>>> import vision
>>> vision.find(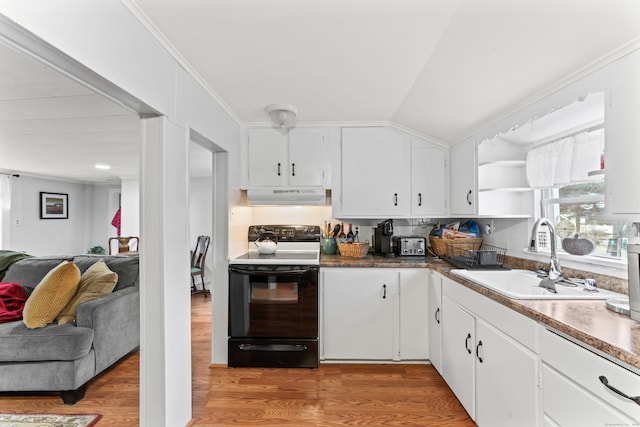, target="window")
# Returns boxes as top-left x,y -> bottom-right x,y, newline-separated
535,128 -> 632,262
